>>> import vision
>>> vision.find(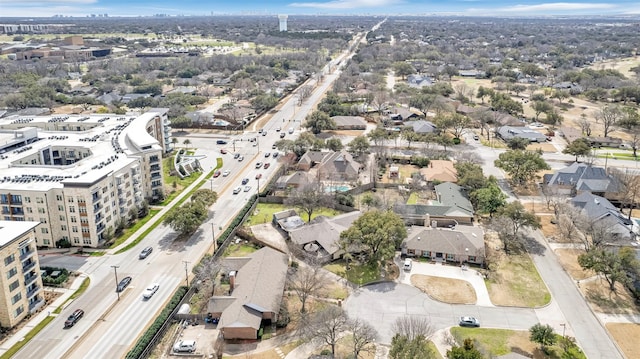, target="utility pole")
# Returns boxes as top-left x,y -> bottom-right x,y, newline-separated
111,265 -> 120,301
183,261 -> 190,287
